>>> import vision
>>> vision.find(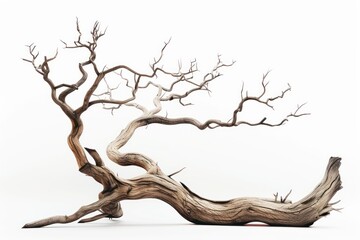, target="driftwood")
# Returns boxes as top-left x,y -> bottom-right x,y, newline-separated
23,154 -> 341,228
22,20 -> 341,228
